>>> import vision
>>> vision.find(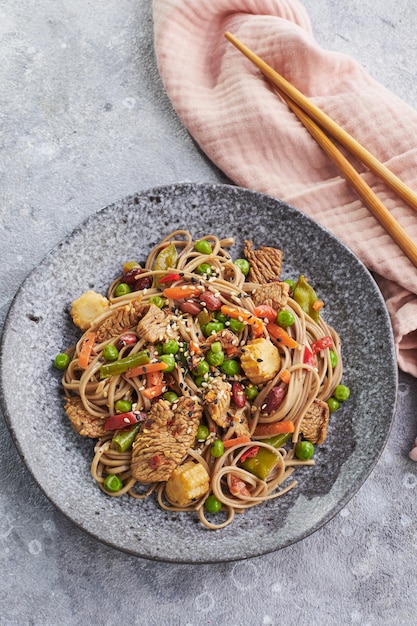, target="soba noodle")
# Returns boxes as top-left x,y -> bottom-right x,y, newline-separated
59,229 -> 345,529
